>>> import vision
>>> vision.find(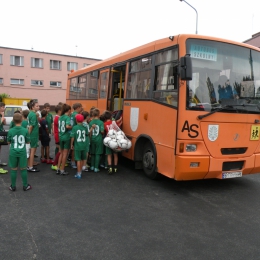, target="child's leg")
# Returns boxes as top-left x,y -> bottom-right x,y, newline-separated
113,153 -> 118,173
20,168 -> 28,187
76,160 -> 81,173
28,148 -> 37,168
46,146 -> 50,160
41,145 -> 44,160
53,152 -> 60,166
91,154 -> 95,170
10,168 -> 17,187
94,154 -> 101,170
60,149 -> 69,171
